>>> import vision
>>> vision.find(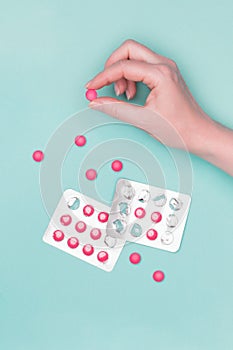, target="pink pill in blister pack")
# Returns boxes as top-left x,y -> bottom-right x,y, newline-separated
43,189 -> 126,272
75,221 -> 87,233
